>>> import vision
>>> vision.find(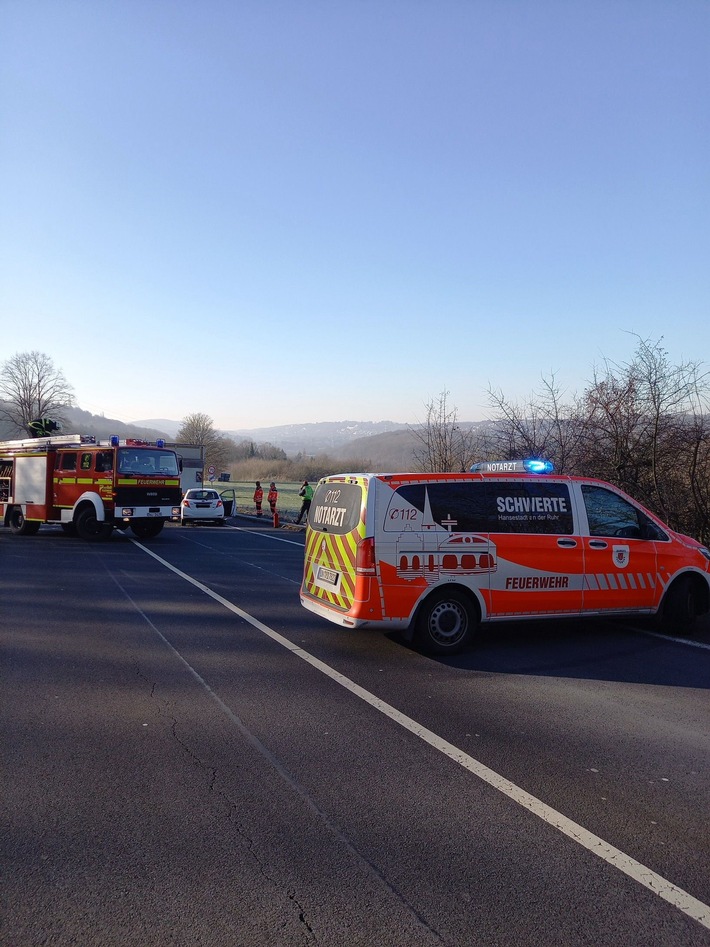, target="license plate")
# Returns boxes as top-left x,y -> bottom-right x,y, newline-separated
196,503 -> 210,508
315,565 -> 341,592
